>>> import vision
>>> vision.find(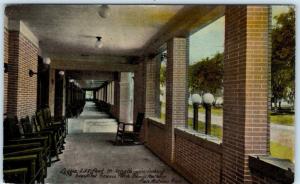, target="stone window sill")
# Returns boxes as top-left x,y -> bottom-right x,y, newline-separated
175,127 -> 222,154
249,155 -> 294,184
147,117 -> 165,129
